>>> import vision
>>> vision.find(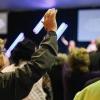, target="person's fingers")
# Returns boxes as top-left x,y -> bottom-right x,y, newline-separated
49,8 -> 55,15
44,8 -> 57,24
49,9 -> 57,19
44,9 -> 57,21
45,9 -> 55,18
44,9 -> 51,19
48,10 -> 52,16
53,9 -> 57,18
